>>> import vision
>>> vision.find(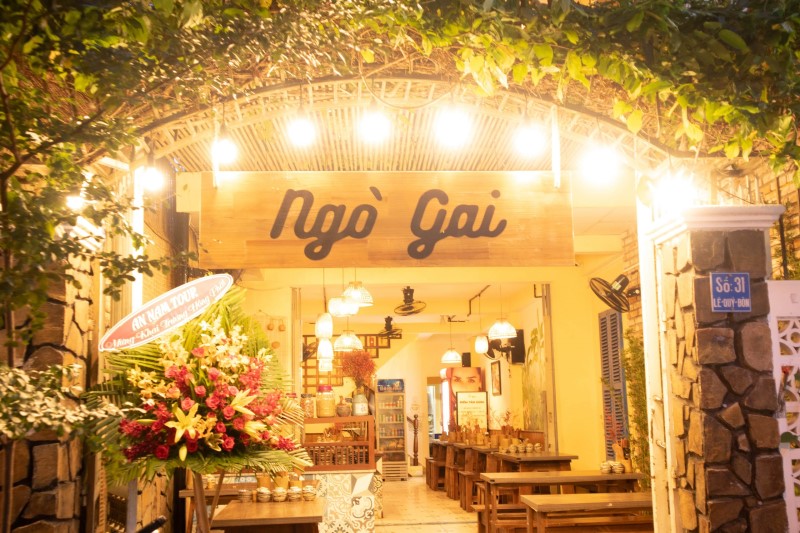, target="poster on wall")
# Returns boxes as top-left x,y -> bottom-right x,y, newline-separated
456,391 -> 488,430
523,287 -> 548,432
